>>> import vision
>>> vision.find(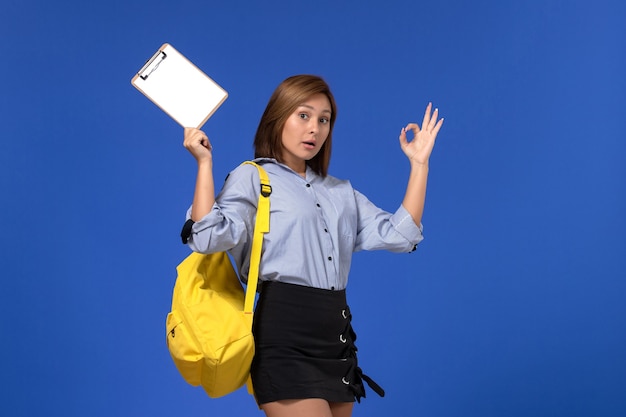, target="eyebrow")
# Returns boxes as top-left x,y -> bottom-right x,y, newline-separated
299,104 -> 332,115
